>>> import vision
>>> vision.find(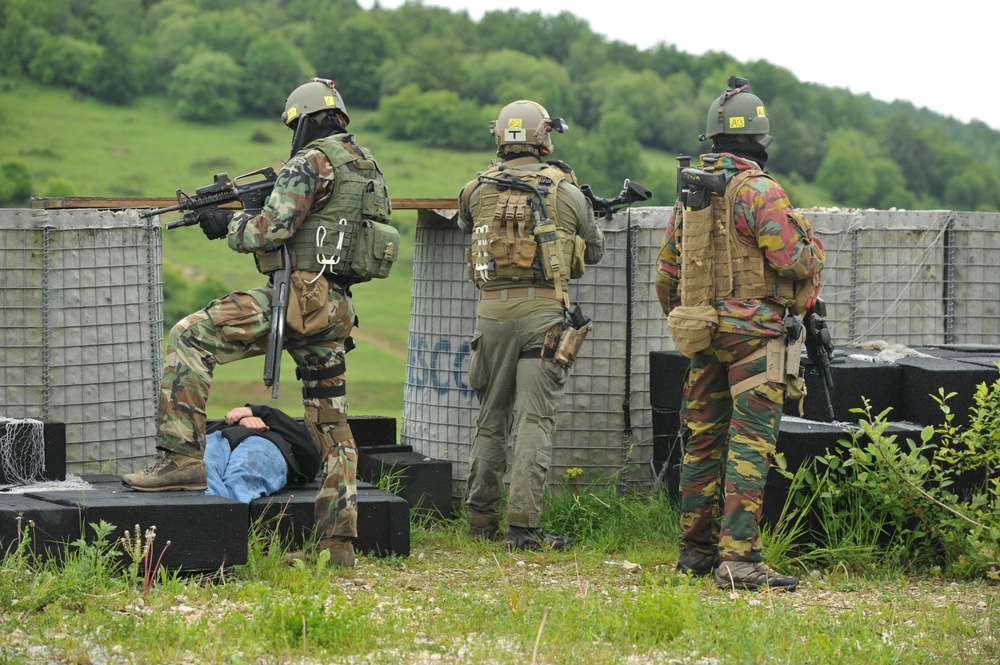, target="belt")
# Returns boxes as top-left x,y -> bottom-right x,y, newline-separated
479,287 -> 559,302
